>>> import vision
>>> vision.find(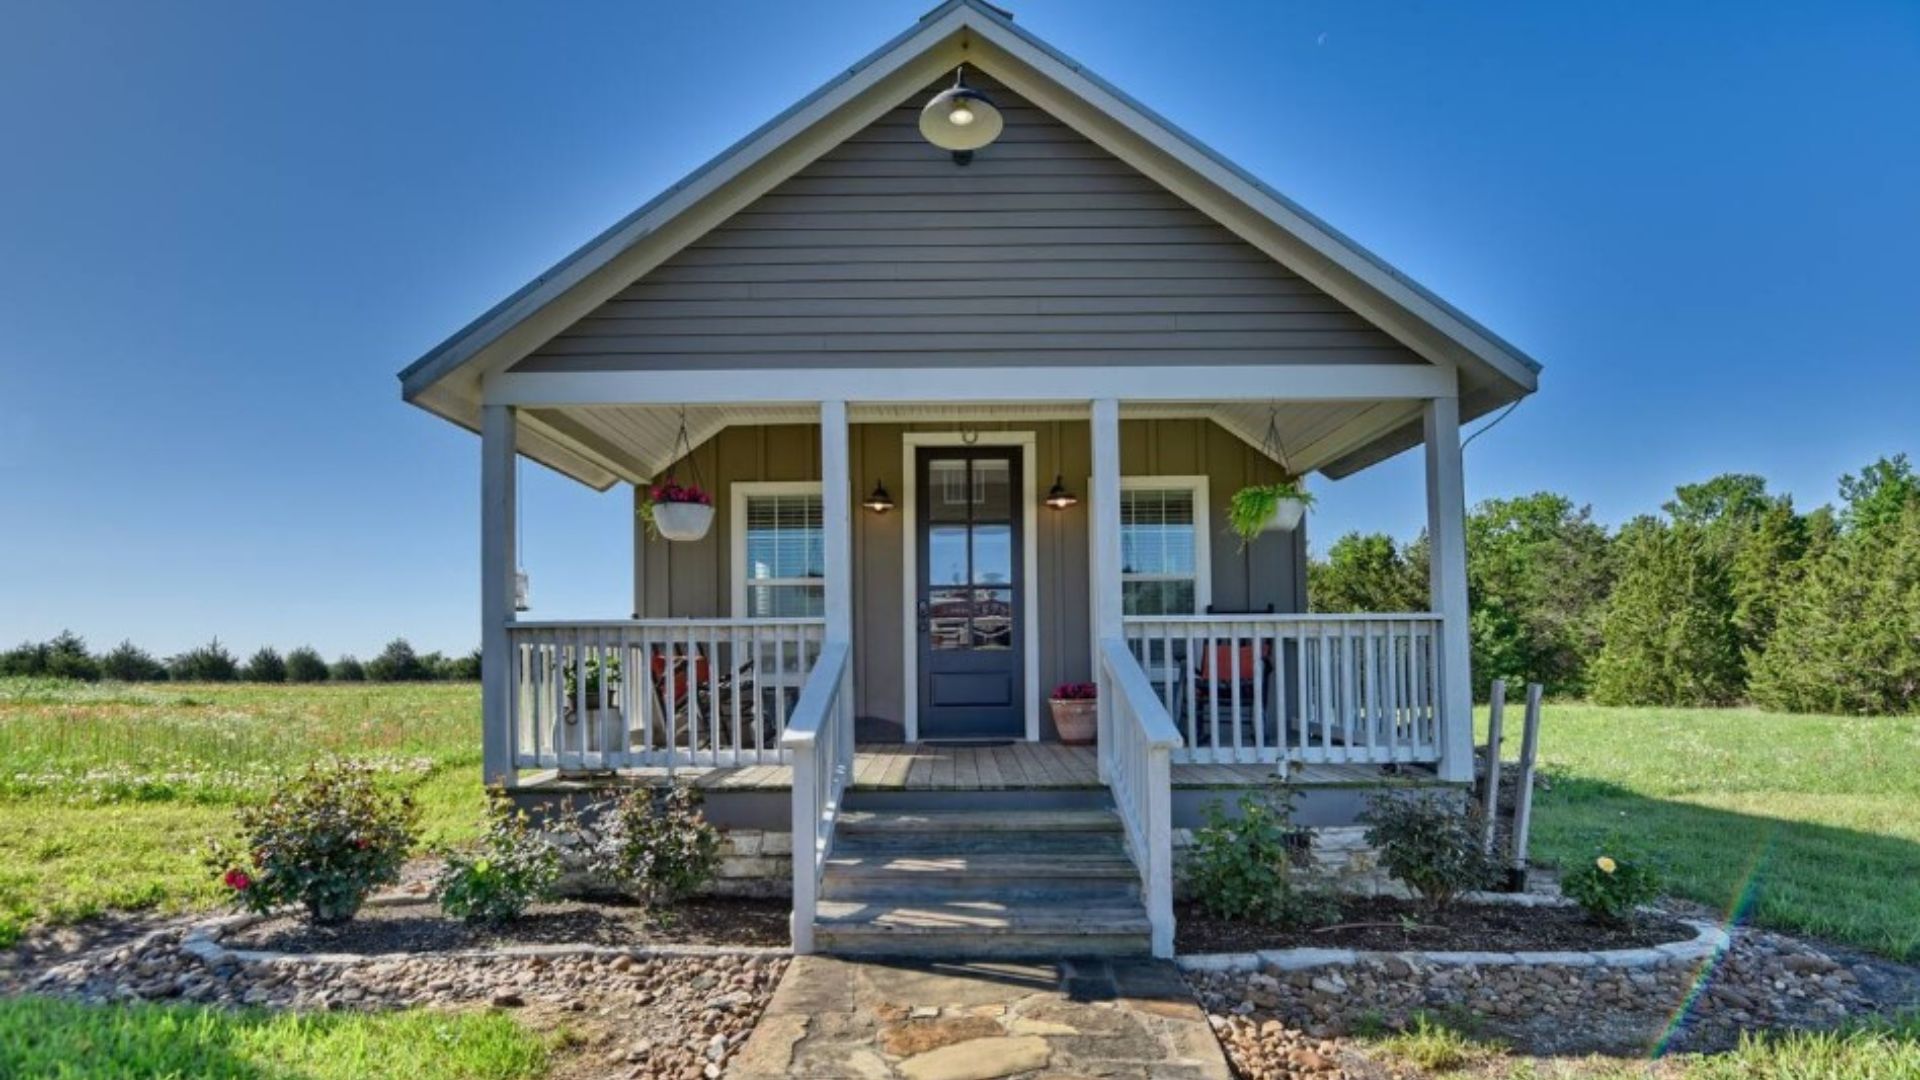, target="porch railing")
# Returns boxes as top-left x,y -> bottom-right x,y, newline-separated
505,618 -> 825,772
1099,636 -> 1180,959
1122,614 -> 1442,766
783,639 -> 853,954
